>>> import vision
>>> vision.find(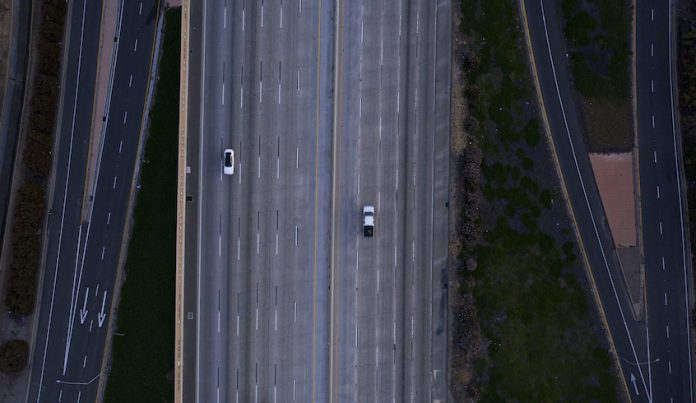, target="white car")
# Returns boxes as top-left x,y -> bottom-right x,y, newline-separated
223,149 -> 234,175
